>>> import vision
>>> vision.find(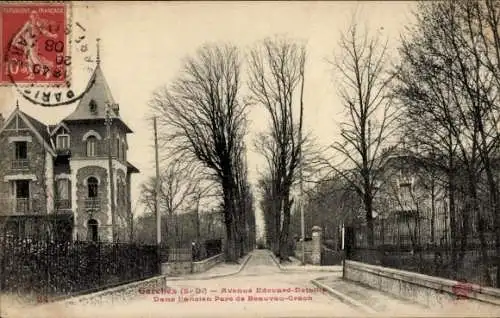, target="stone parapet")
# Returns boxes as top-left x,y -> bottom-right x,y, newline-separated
344,260 -> 500,311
